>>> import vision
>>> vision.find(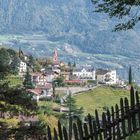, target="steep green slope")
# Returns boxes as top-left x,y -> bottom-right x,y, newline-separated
74,87 -> 129,115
